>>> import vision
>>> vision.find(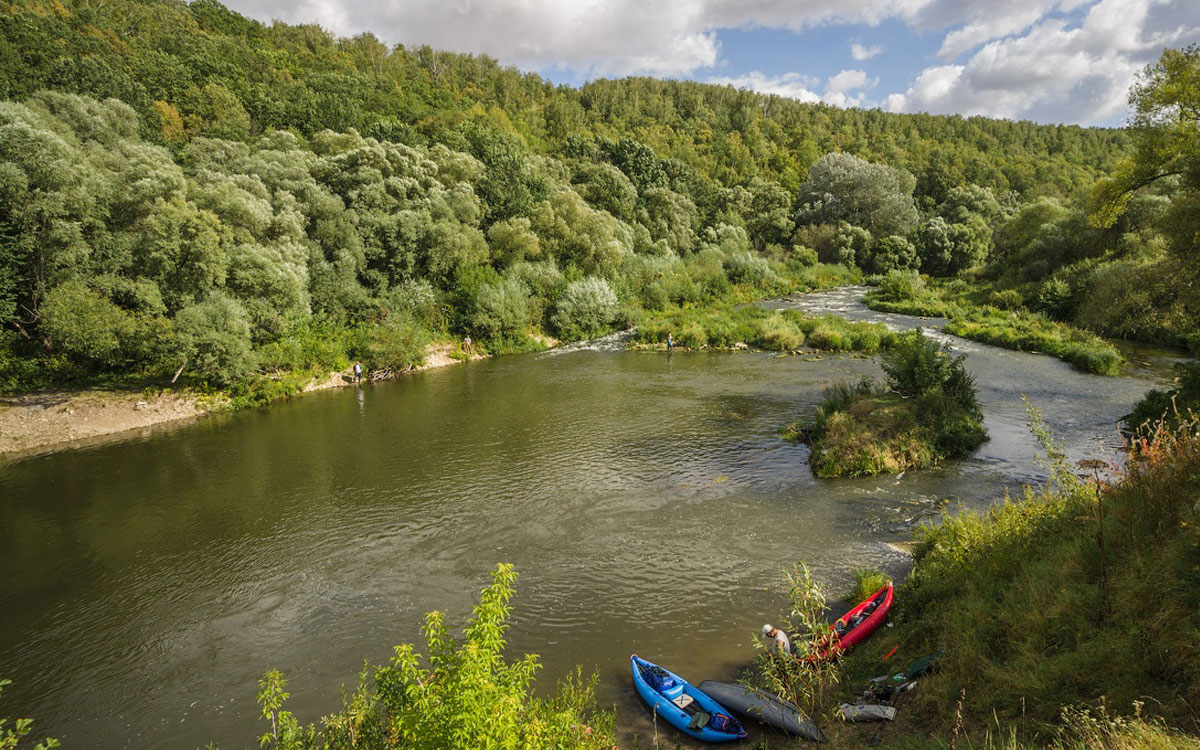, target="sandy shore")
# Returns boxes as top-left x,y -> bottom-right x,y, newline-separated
0,342 -> 482,461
